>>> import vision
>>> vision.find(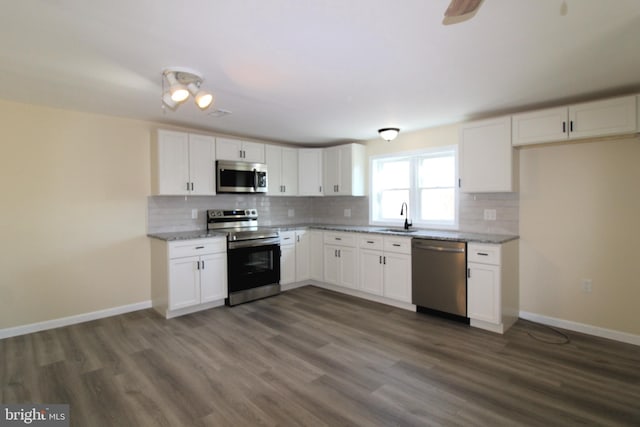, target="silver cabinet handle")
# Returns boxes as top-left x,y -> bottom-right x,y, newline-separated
467,268 -> 471,278
392,243 -> 401,247
366,240 -> 375,244
477,252 -> 489,256
201,260 -> 205,270
379,255 -> 382,264
383,256 -> 386,265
